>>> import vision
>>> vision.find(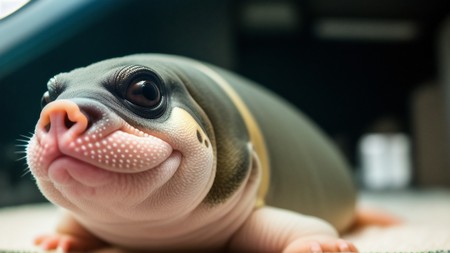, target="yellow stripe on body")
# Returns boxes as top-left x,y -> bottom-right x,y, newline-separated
190,62 -> 270,208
